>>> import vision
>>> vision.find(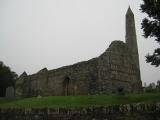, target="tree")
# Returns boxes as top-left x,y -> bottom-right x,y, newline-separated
157,80 -> 160,91
0,61 -> 17,97
140,0 -> 160,67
